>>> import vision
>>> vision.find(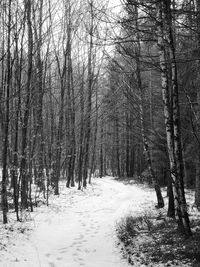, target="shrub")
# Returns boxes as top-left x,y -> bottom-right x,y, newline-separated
116,213 -> 153,245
